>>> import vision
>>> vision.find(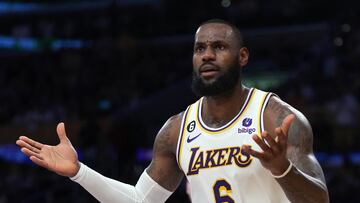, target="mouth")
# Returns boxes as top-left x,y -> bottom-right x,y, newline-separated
199,64 -> 220,78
